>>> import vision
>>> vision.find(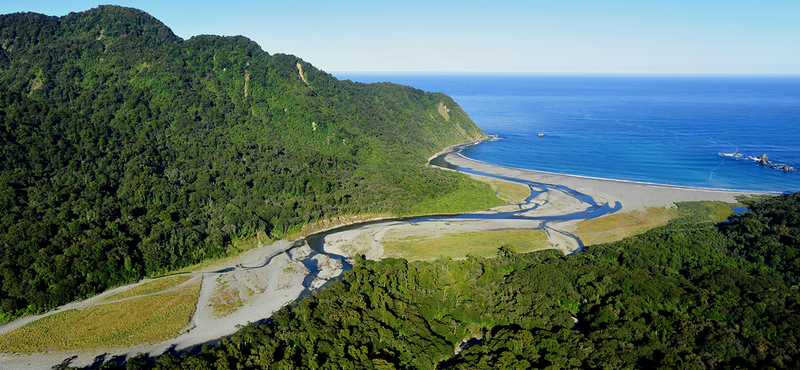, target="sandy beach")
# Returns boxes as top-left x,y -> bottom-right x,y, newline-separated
442,151 -> 762,212
321,150 -> 761,263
